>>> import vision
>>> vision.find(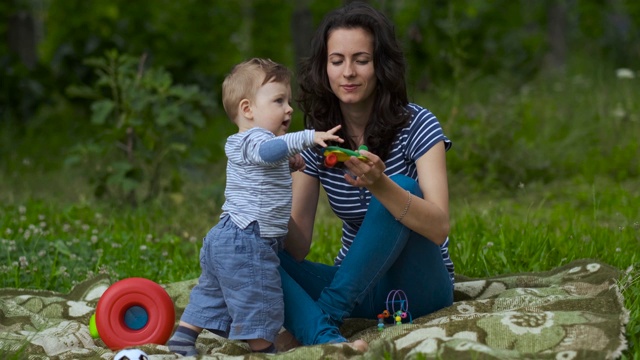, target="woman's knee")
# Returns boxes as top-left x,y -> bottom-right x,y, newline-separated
389,174 -> 422,197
